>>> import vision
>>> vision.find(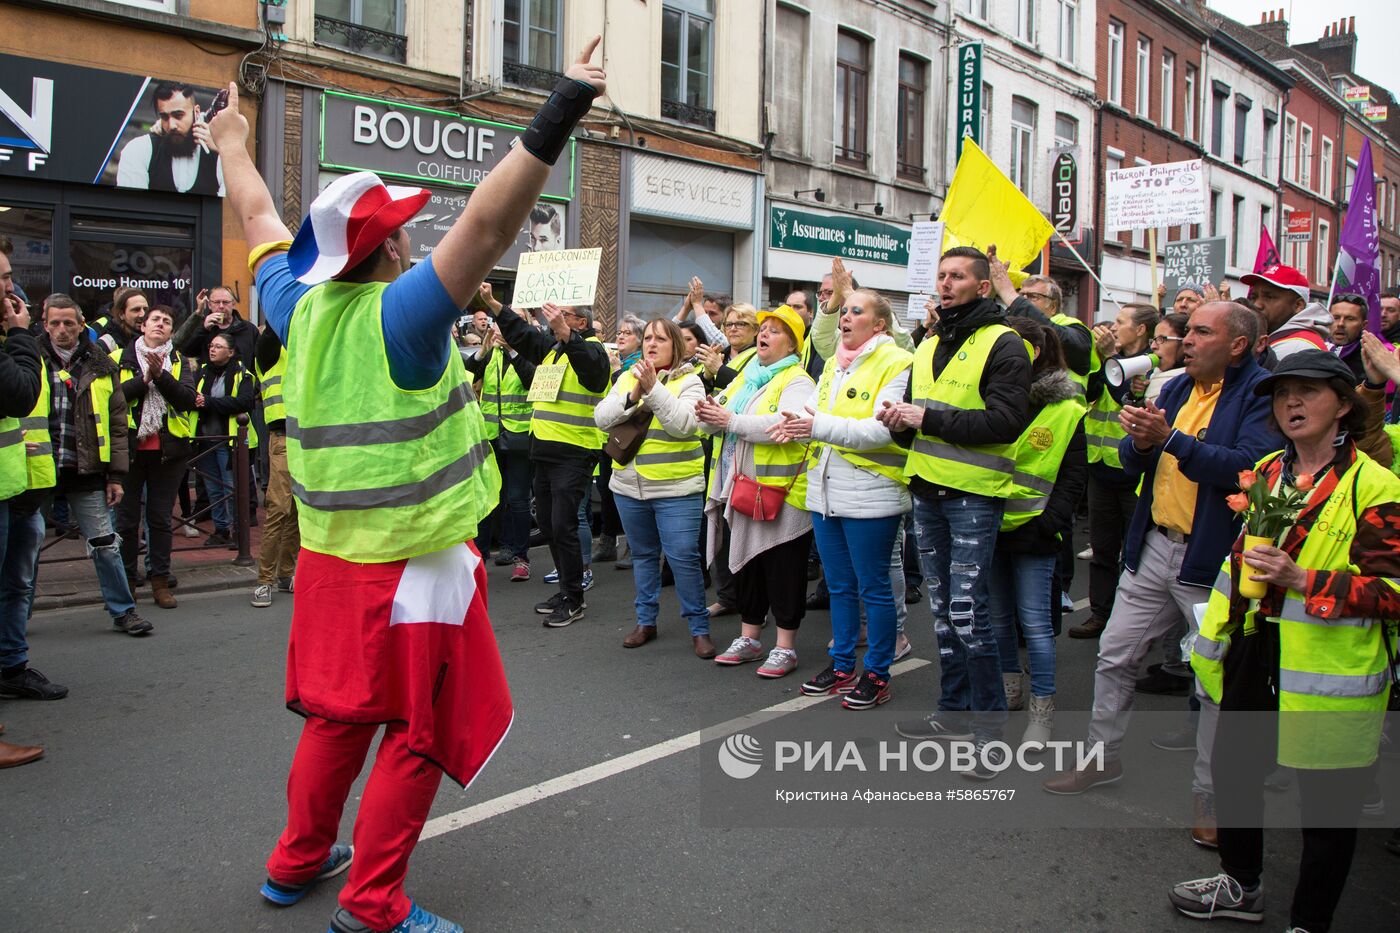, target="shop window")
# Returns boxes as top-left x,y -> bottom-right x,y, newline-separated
0,205 -> 54,304
661,0 -> 715,129
315,0 -> 406,64
68,213 -> 196,323
503,0 -> 563,92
